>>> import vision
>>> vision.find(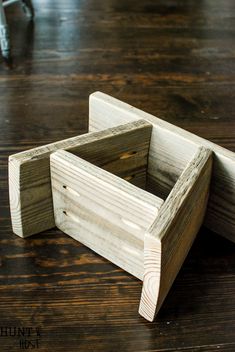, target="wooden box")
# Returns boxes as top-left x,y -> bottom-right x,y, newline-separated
9,92 -> 235,321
